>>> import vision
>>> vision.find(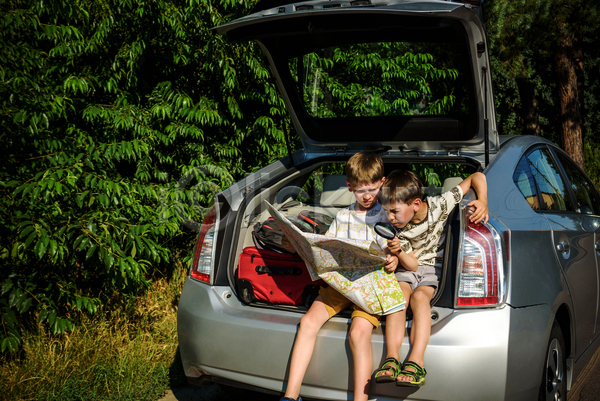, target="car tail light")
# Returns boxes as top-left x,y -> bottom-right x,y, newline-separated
456,205 -> 504,307
190,206 -> 218,284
